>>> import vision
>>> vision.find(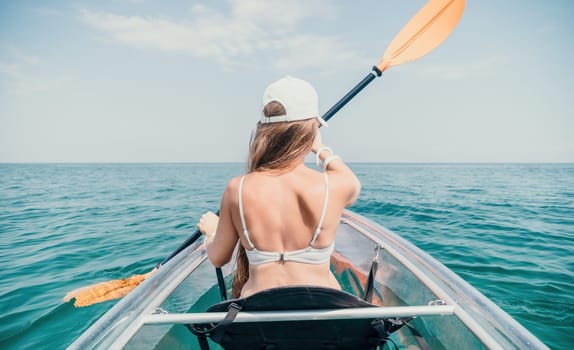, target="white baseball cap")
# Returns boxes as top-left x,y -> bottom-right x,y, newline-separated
261,76 -> 328,127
